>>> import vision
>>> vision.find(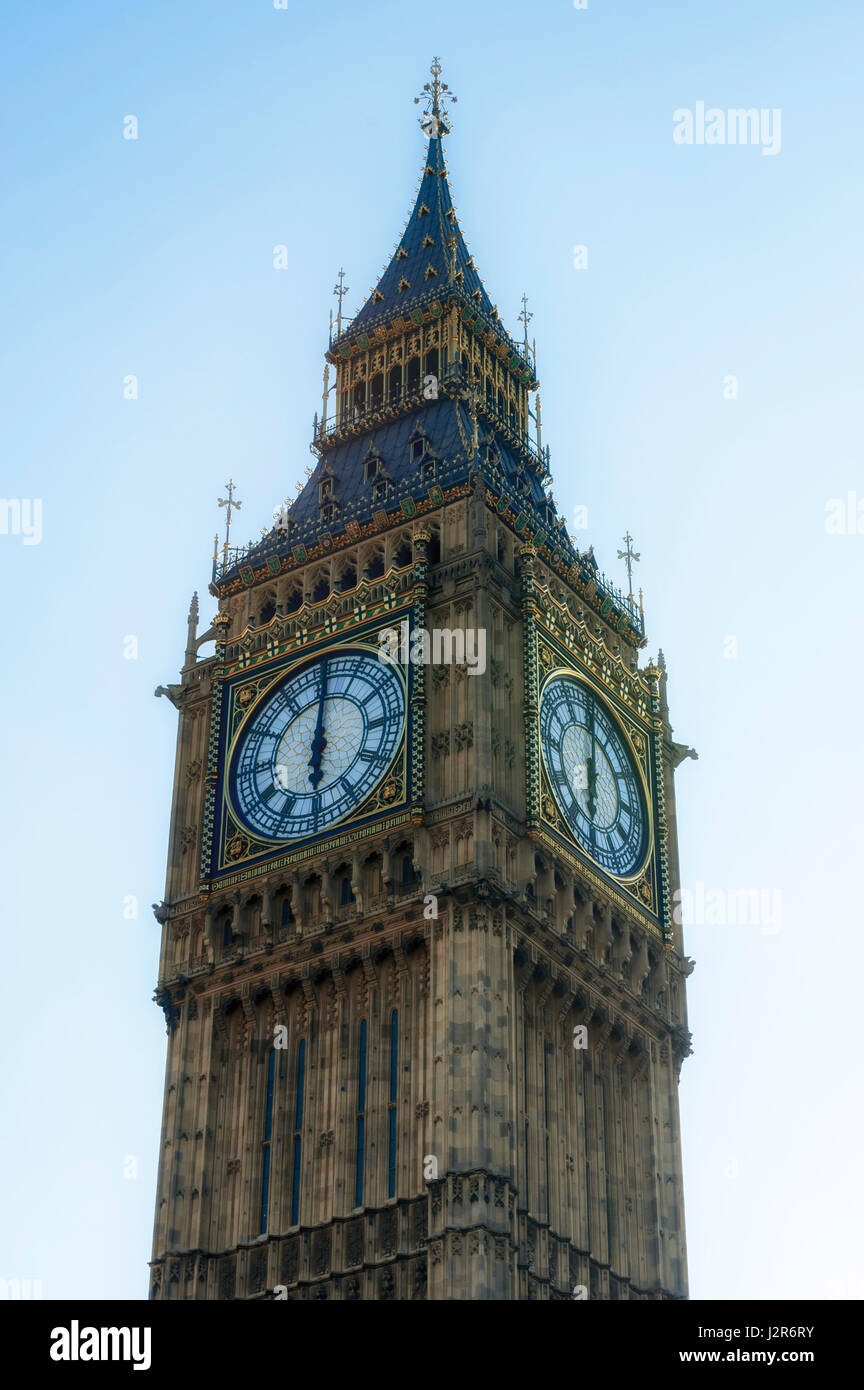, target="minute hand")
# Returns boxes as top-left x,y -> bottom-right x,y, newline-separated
308,661 -> 329,788
586,703 -> 597,826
